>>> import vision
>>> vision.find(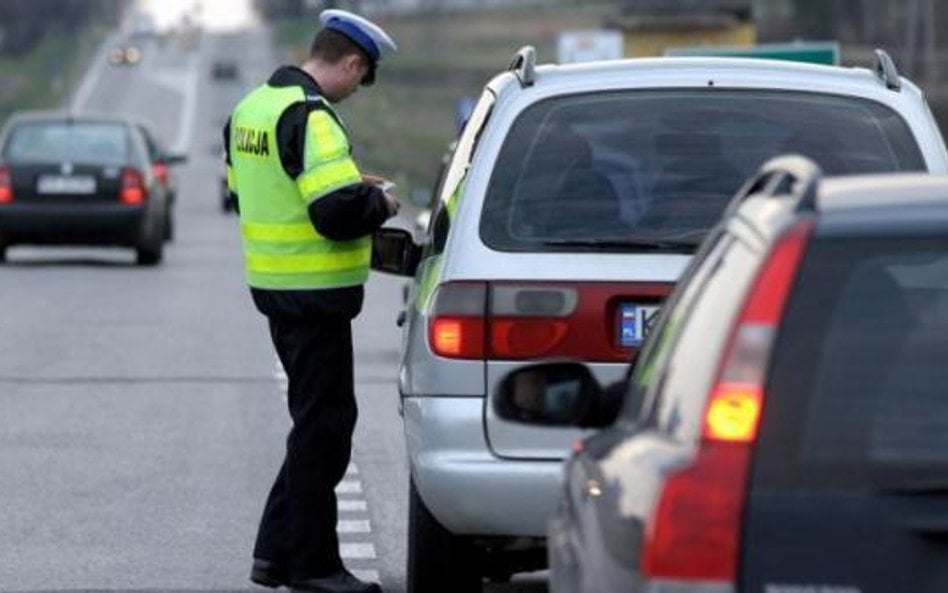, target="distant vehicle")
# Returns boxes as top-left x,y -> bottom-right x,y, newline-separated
0,112 -> 170,265
130,13 -> 157,39
211,60 -> 239,81
134,121 -> 187,242
109,45 -> 142,66
494,157 -> 948,593
371,47 -> 948,592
